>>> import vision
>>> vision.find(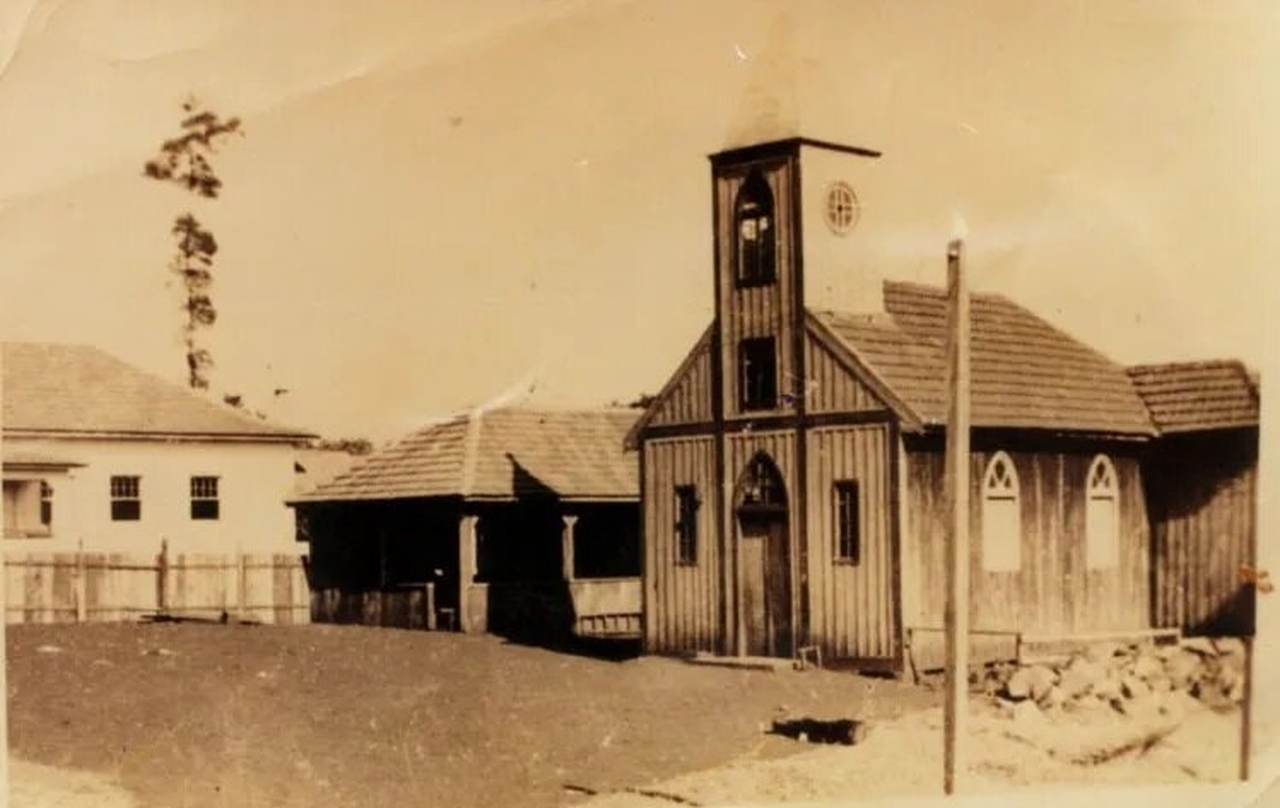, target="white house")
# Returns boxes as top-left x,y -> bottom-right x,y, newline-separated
2,342 -> 315,555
